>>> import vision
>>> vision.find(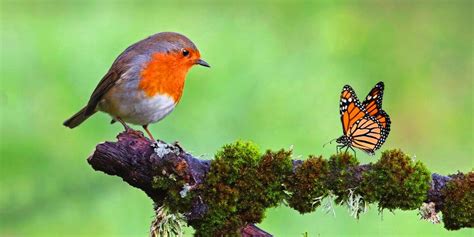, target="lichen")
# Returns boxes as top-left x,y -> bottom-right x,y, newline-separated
192,141 -> 293,236
286,155 -> 329,214
360,149 -> 431,211
153,142 -> 180,158
441,171 -> 474,230
419,202 -> 440,224
150,204 -> 186,237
